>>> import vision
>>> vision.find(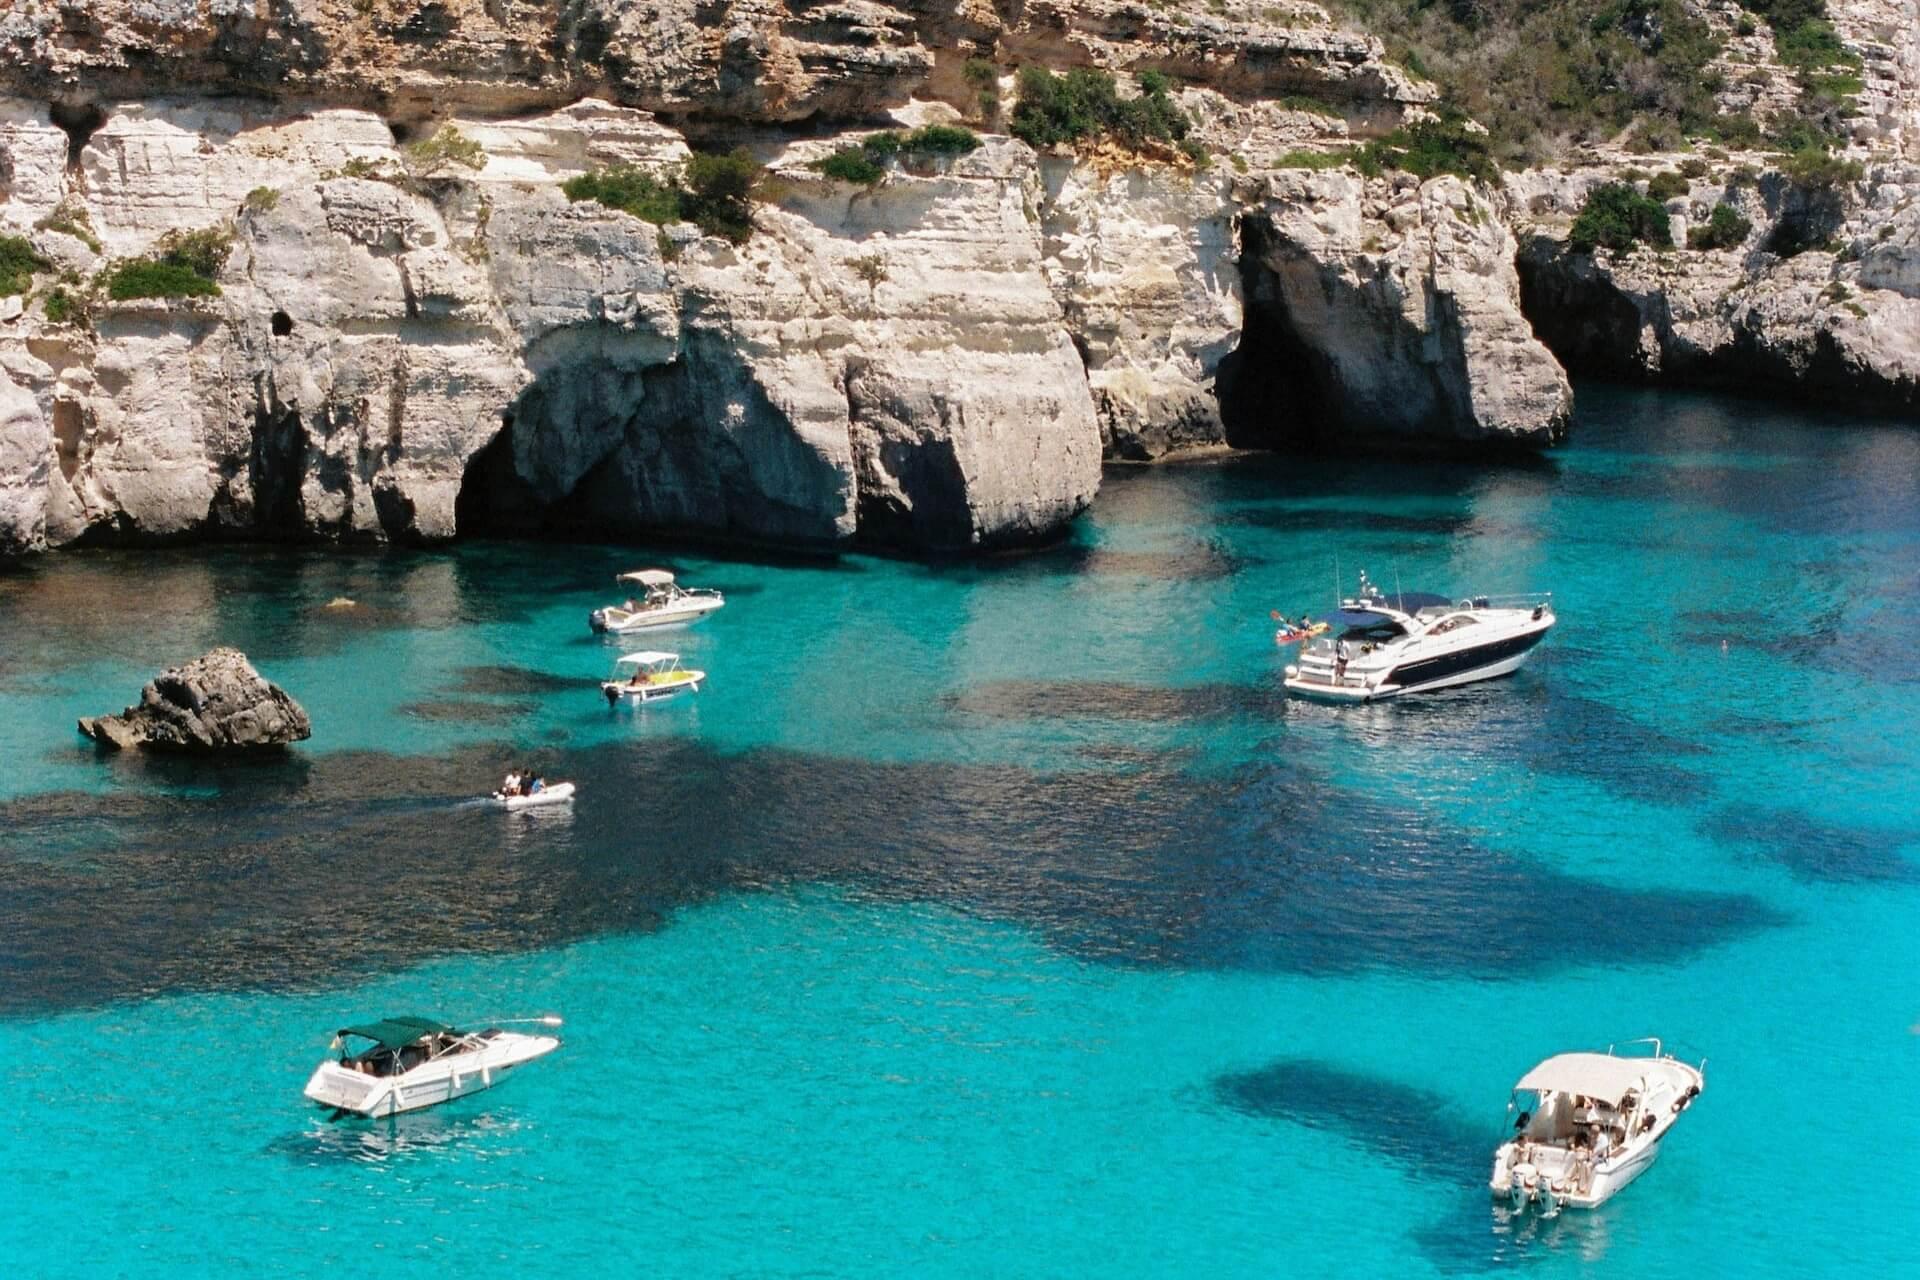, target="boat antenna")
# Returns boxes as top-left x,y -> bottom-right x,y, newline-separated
1334,551 -> 1341,608
1394,566 -> 1403,611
